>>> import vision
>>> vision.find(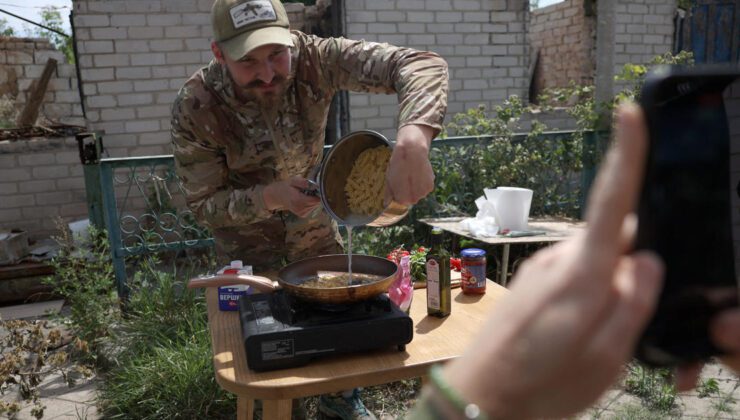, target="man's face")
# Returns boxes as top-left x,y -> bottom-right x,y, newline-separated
212,42 -> 292,108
